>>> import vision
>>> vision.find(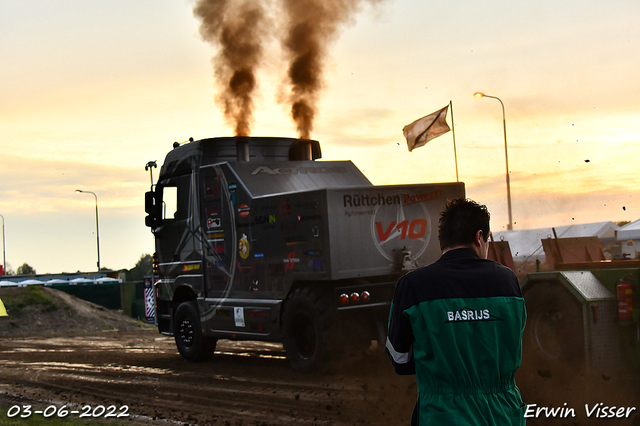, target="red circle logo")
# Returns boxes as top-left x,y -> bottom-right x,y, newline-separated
238,204 -> 250,218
